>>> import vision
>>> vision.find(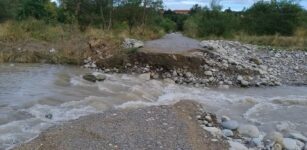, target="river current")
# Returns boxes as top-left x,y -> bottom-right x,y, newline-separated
0,64 -> 306,149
